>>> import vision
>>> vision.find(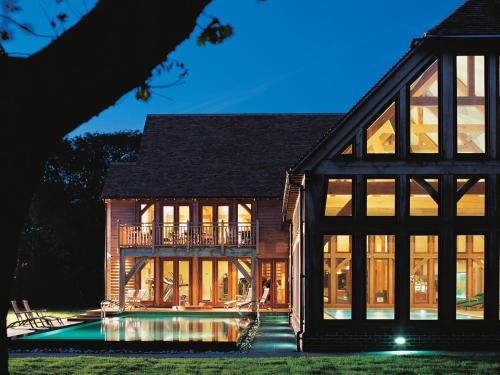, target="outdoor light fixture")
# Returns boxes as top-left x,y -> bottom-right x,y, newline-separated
394,336 -> 406,345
